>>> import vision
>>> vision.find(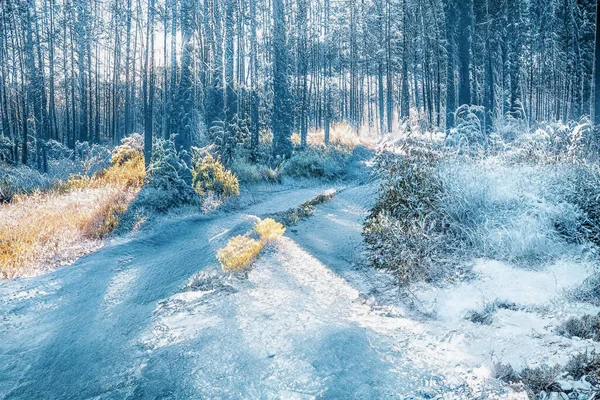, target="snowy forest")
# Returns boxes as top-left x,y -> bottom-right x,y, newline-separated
4,0 -> 600,399
1,0 -> 598,162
